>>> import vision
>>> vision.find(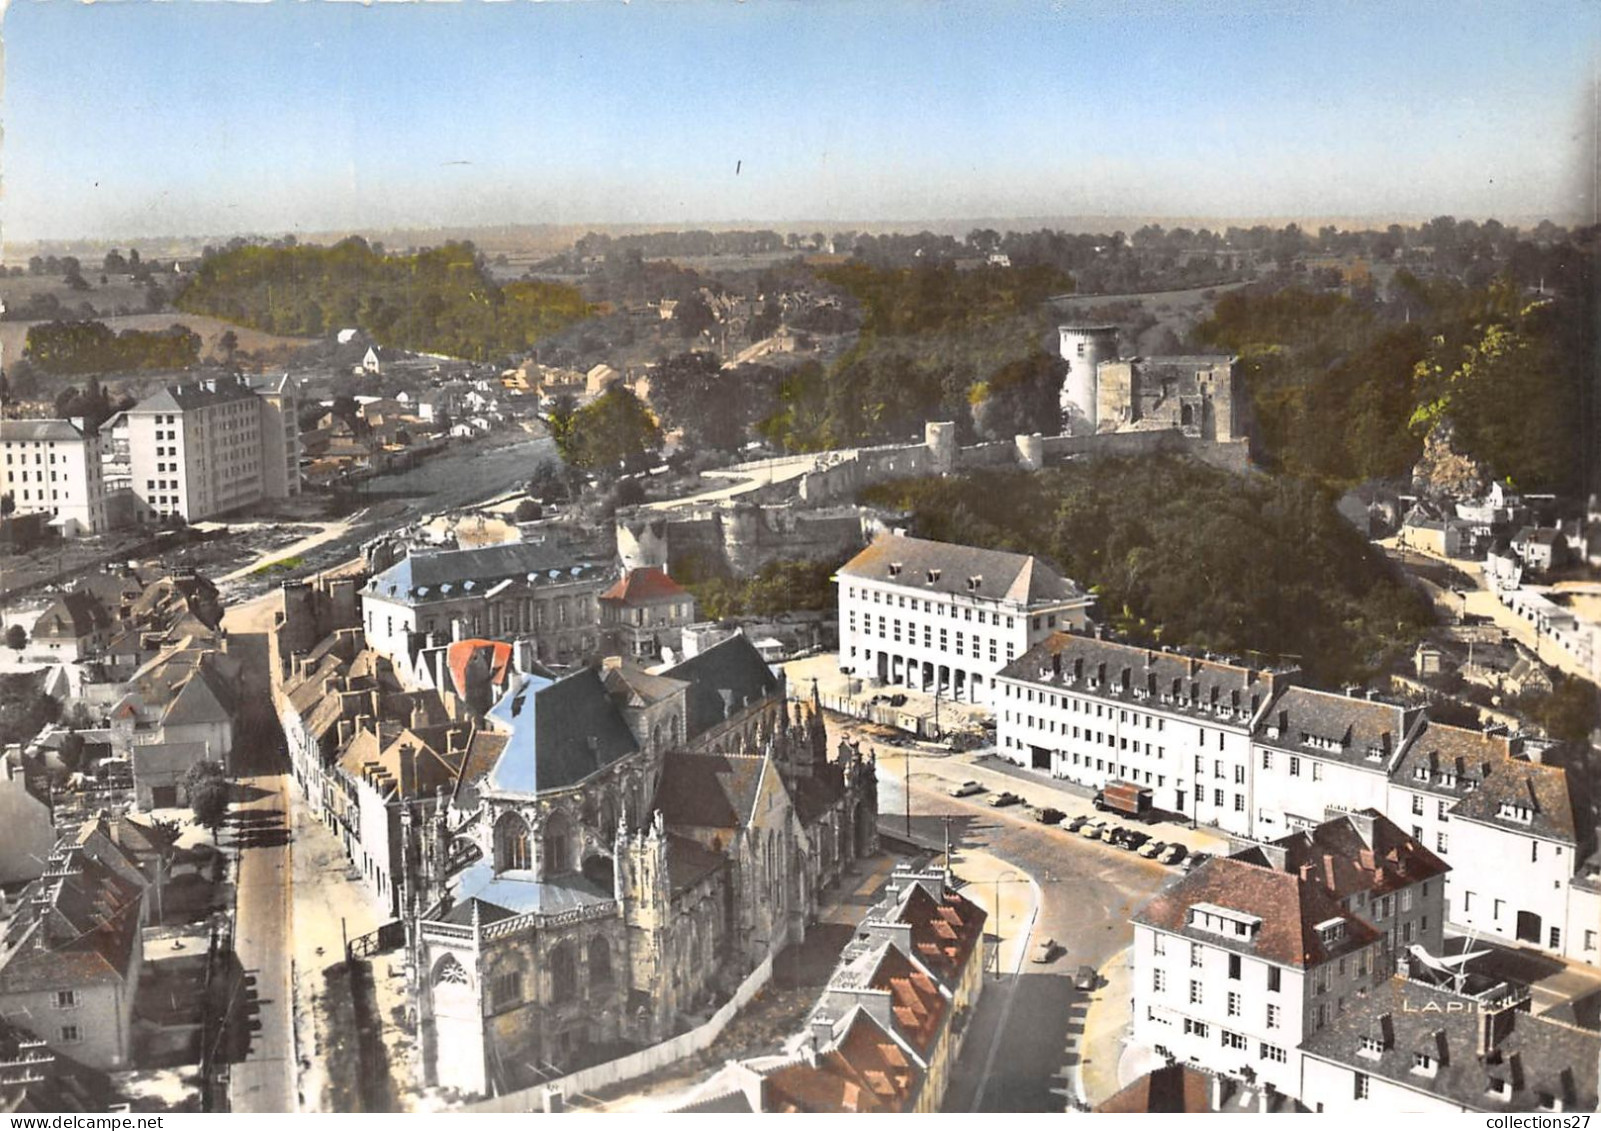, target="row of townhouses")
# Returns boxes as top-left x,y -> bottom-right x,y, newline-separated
668,865 -> 986,1113
1131,807 -> 1599,1113
992,629 -> 1600,964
